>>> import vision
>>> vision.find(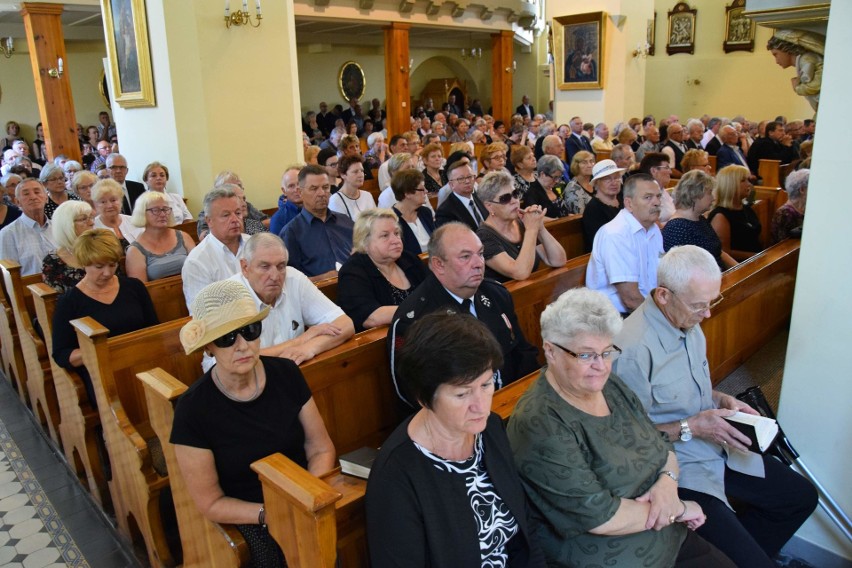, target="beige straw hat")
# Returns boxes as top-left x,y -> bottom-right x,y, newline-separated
180,279 -> 269,355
